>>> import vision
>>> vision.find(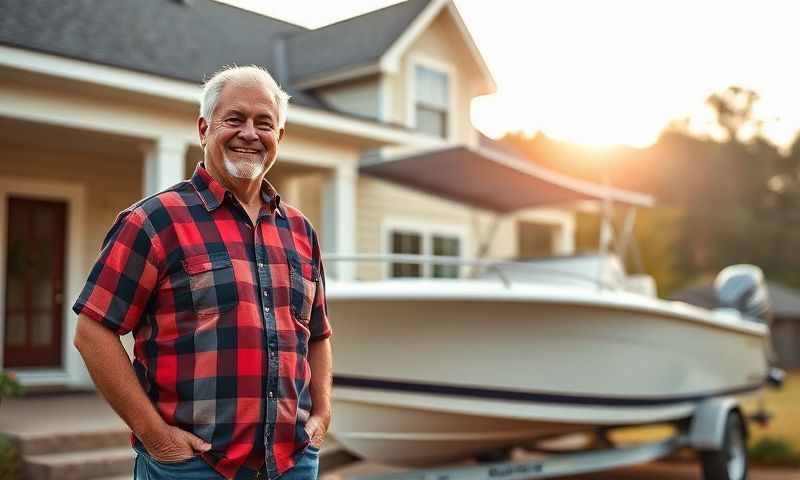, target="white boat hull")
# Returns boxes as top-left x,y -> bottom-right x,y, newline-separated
327,281 -> 769,465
